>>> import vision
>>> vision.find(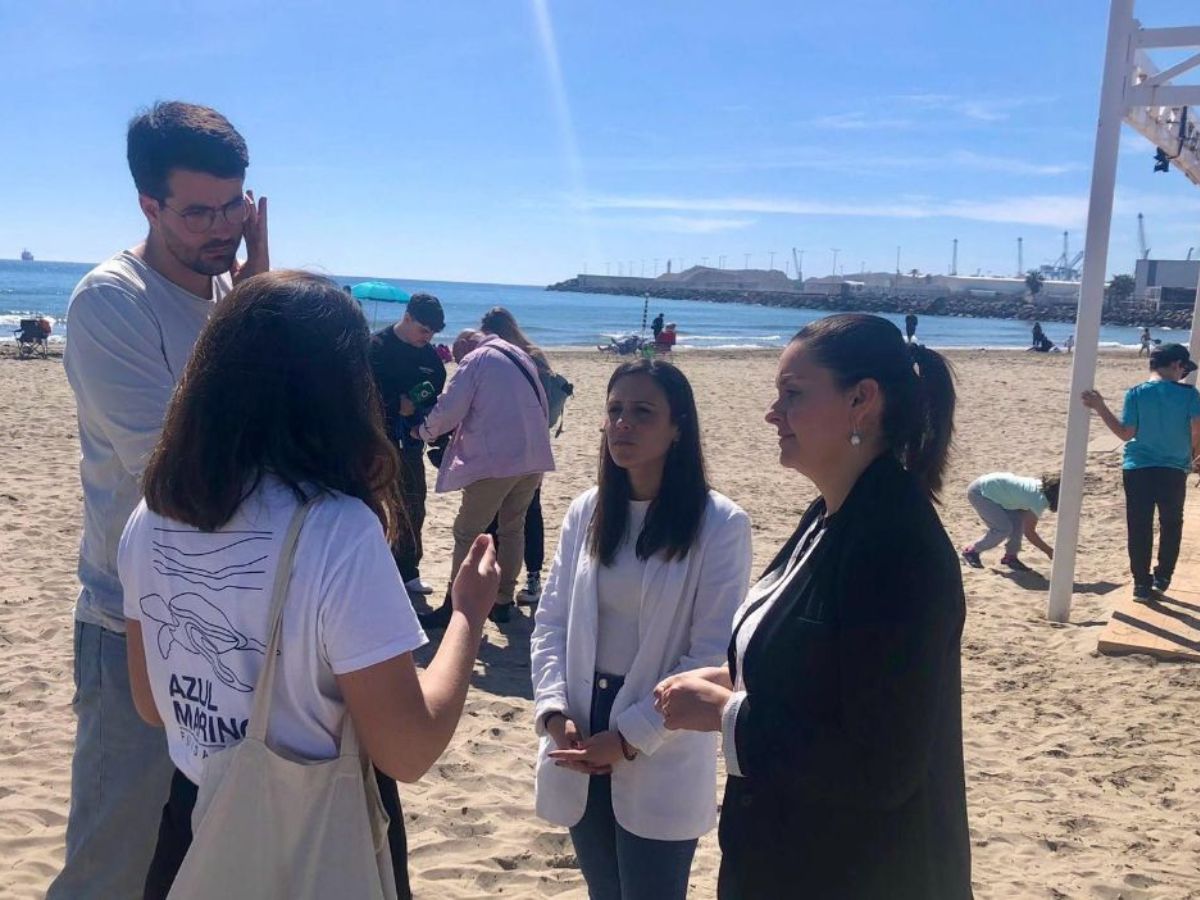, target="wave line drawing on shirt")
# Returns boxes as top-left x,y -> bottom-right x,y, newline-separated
140,592 -> 267,692
151,532 -> 270,592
